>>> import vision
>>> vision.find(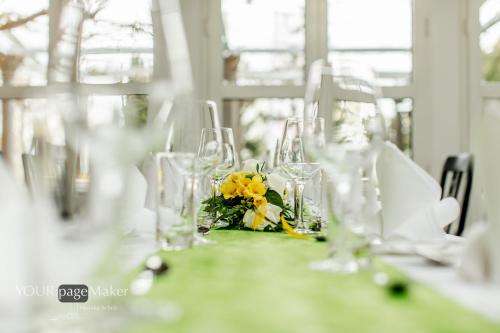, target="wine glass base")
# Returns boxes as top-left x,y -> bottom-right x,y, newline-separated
212,220 -> 230,229
293,228 -> 320,235
194,233 -> 216,246
309,258 -> 359,274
